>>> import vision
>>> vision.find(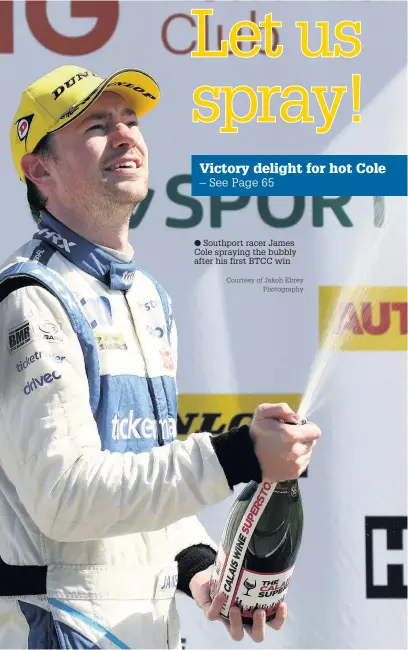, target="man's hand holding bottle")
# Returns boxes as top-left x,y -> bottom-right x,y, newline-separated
249,402 -> 321,482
